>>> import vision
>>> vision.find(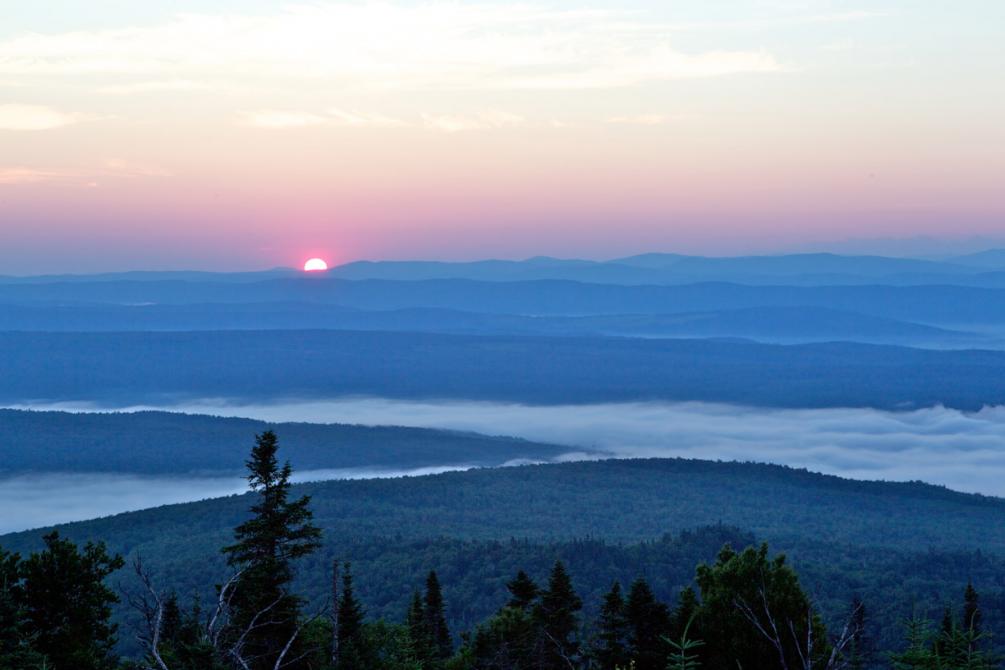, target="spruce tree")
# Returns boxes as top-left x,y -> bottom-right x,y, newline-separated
963,582 -> 981,635
424,570 -> 452,661
624,577 -> 671,670
0,549 -> 46,670
18,531 -> 124,670
592,581 -> 629,670
406,590 -> 432,666
535,560 -> 582,670
222,431 -> 322,670
336,562 -> 367,669
507,570 -> 540,610
847,596 -> 871,670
